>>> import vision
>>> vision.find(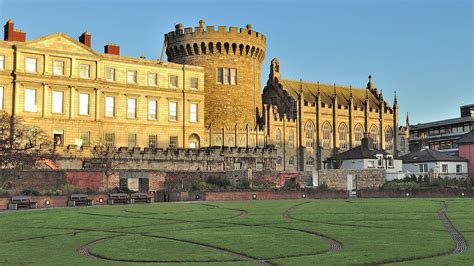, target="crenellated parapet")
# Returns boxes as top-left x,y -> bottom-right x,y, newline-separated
165,21 -> 266,63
